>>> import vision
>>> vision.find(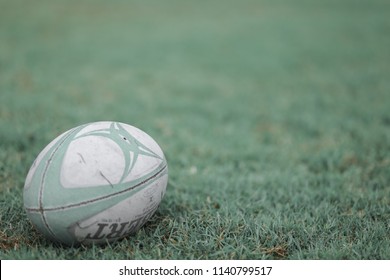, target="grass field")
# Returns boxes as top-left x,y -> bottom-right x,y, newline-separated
0,0 -> 389,259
